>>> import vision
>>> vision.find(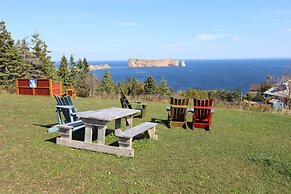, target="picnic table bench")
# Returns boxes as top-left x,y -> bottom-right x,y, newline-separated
115,122 -> 158,149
